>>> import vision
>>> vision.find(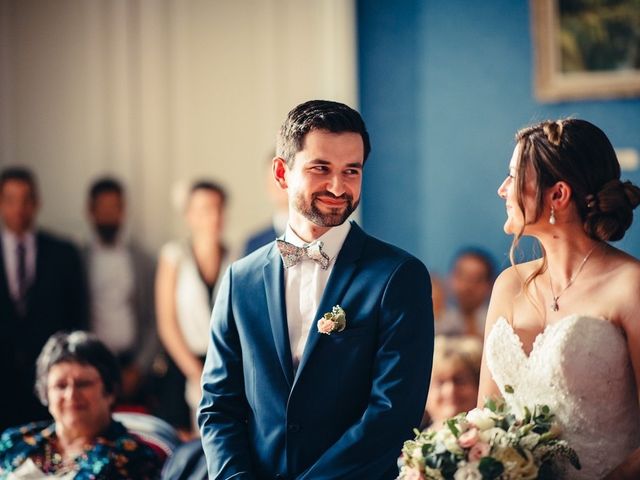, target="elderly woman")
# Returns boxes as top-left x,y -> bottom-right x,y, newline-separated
421,335 -> 483,430
0,331 -> 161,479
